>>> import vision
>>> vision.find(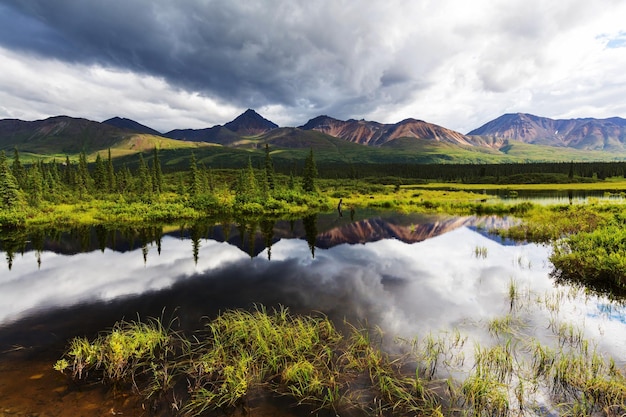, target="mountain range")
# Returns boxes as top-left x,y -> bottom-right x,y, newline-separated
1,110 -> 626,163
